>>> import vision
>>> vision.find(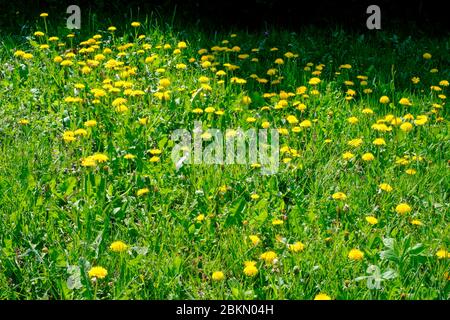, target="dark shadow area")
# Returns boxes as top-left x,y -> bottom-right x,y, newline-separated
0,0 -> 449,35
